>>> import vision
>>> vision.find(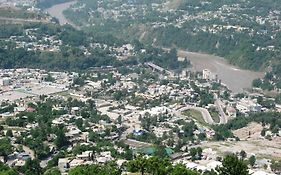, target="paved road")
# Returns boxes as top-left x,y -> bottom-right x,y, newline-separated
214,94 -> 228,124
179,106 -> 215,125
0,17 -> 50,23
